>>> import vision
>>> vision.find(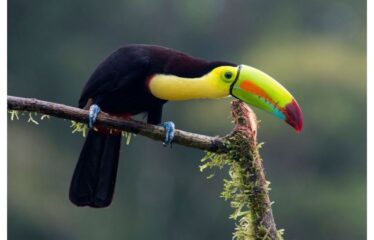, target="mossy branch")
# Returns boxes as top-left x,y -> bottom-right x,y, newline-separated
7,96 -> 226,152
229,101 -> 282,239
8,95 -> 281,239
200,101 -> 283,240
